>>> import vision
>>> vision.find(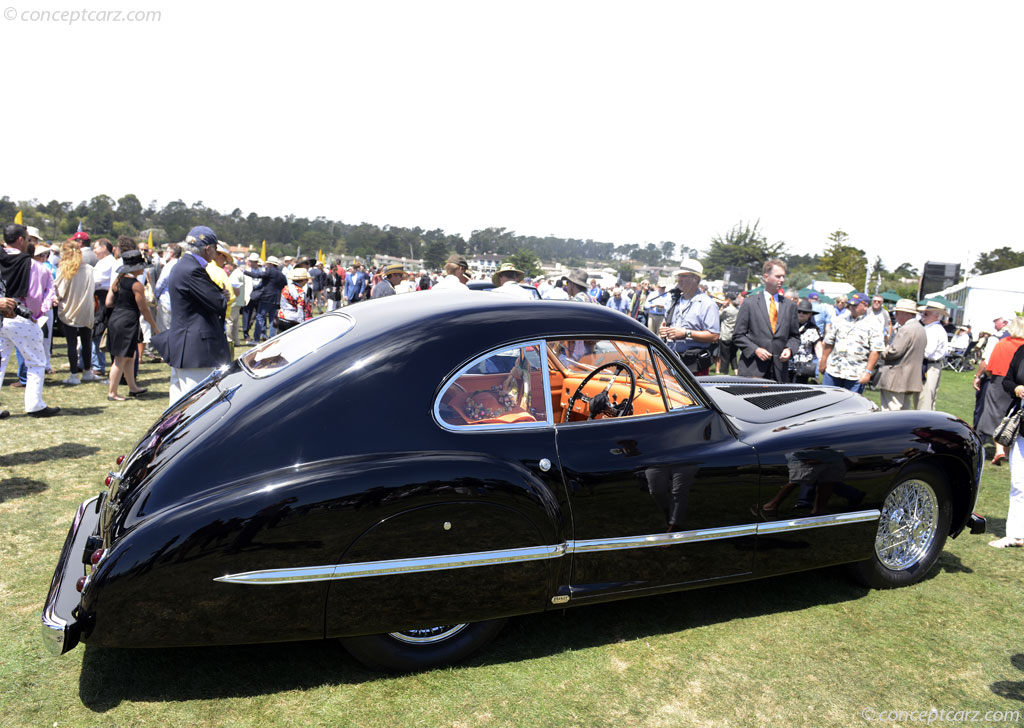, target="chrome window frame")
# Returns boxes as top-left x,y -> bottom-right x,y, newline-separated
651,345 -> 703,412
434,339 -> 554,432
